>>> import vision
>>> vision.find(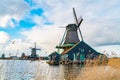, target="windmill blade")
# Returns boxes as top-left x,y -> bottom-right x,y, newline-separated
73,8 -> 84,41
73,8 -> 78,25
78,28 -> 84,41
78,16 -> 83,27
59,26 -> 65,28
29,47 -> 32,49
34,42 -> 36,49
36,48 -> 41,50
60,29 -> 67,45
78,16 -> 84,41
